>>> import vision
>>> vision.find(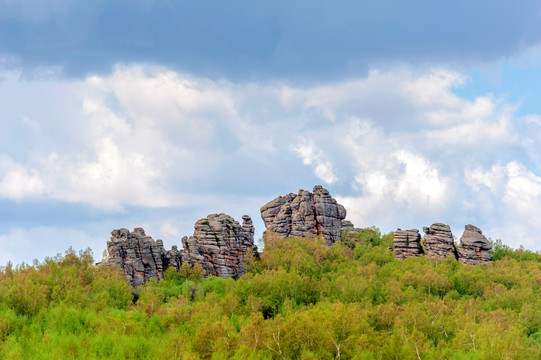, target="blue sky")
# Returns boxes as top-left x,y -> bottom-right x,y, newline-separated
1,1 -> 541,264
